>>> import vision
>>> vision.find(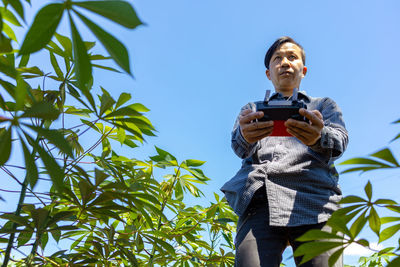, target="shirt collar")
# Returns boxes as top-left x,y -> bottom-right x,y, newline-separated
269,90 -> 310,102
